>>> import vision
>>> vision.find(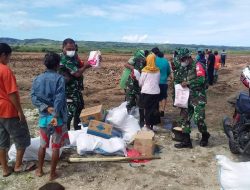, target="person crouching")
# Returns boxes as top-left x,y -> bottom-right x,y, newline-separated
139,53 -> 161,130
31,52 -> 70,181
